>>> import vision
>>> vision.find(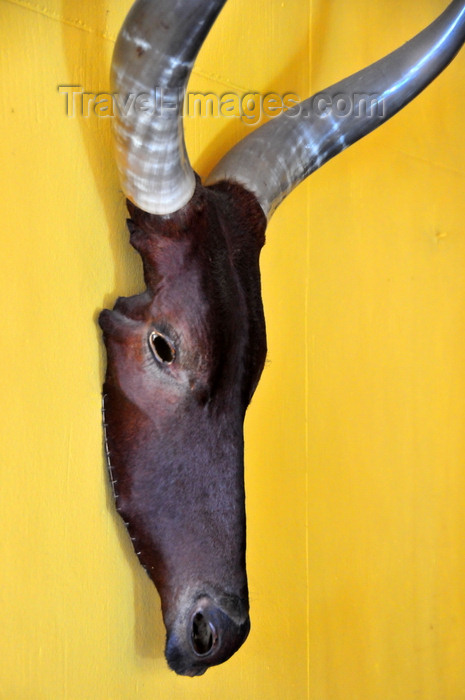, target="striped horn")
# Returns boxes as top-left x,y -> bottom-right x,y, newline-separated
207,0 -> 465,220
112,0 -> 226,215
